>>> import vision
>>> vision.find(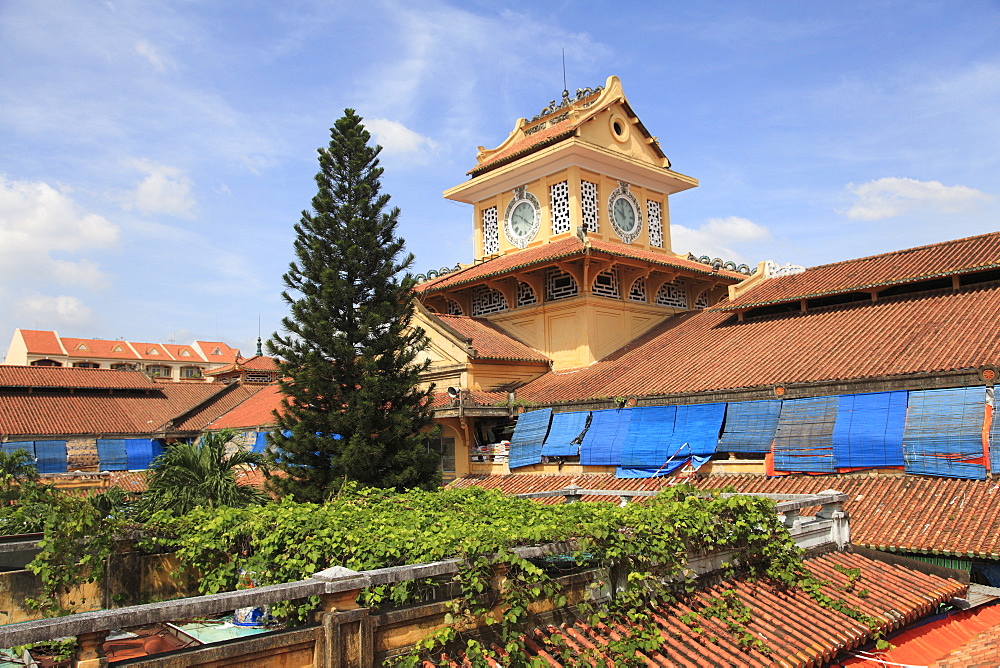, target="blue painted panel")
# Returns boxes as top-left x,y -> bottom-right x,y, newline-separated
580,409 -> 633,466
508,408 -> 553,469
718,401 -> 782,453
832,391 -> 907,468
541,411 -> 591,457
